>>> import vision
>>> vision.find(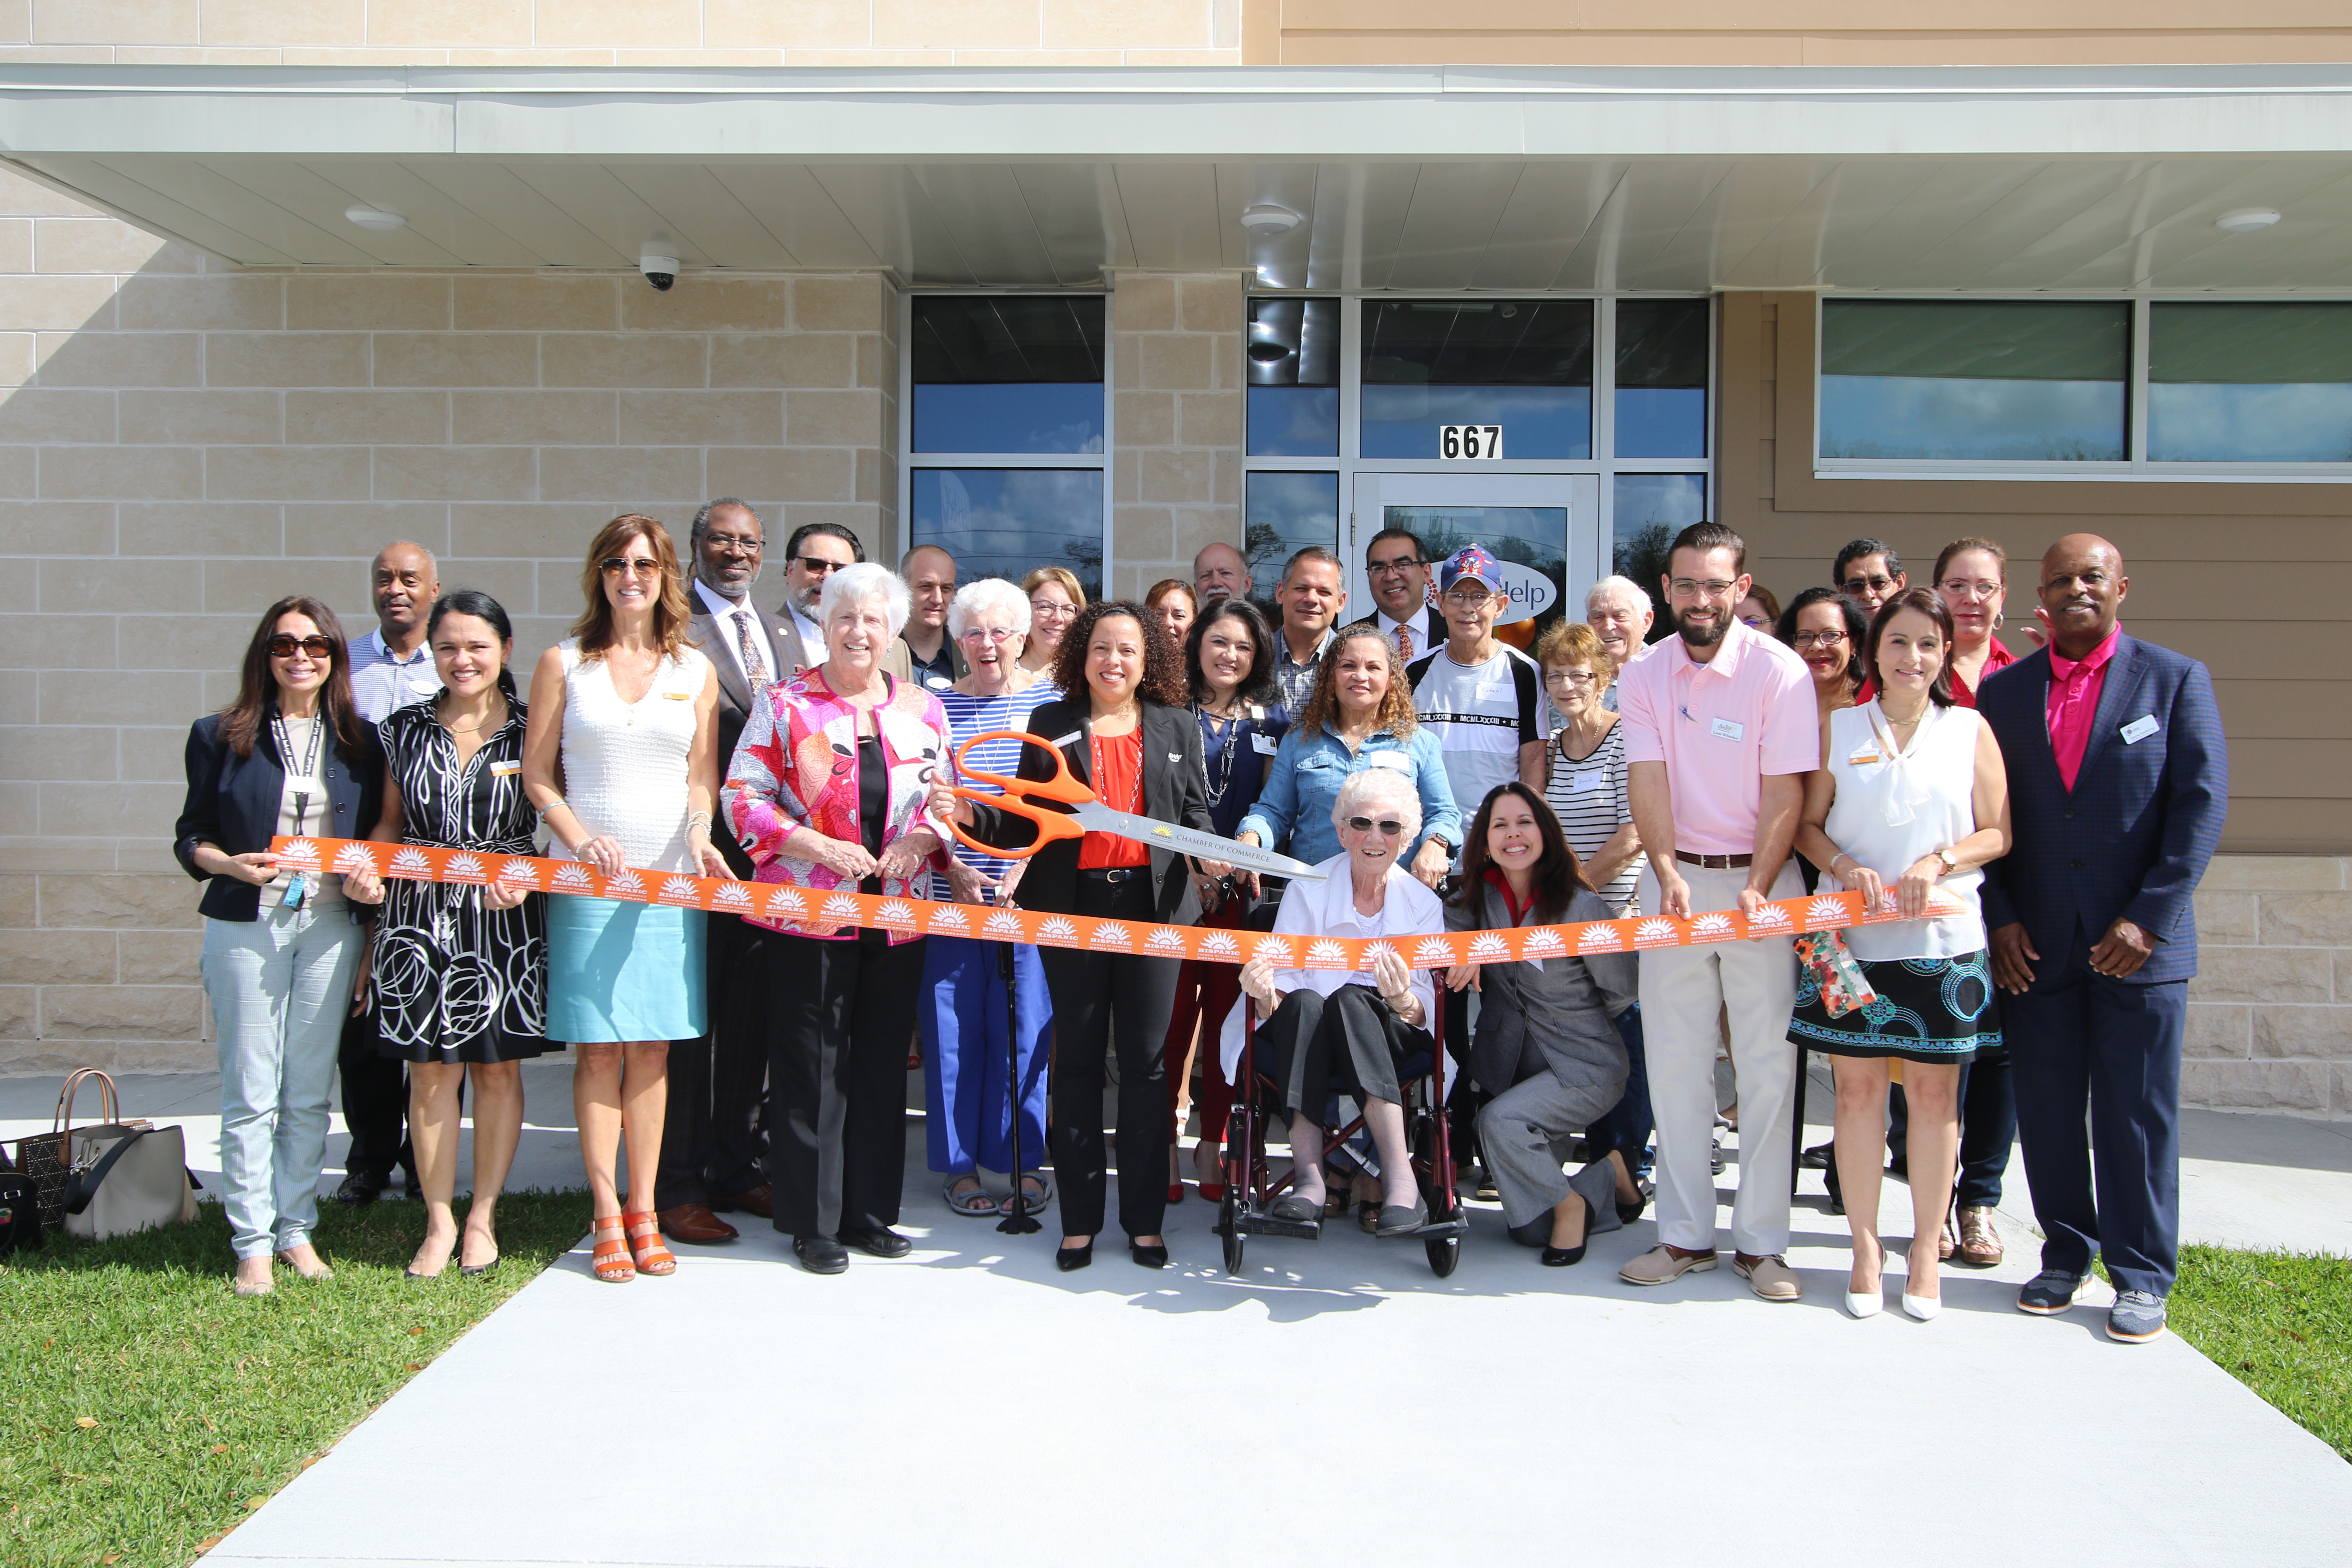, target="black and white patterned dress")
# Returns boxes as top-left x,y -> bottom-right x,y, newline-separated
372,697 -> 552,1063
